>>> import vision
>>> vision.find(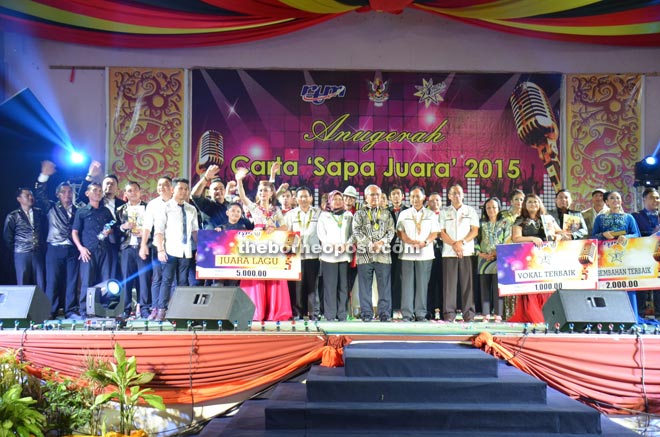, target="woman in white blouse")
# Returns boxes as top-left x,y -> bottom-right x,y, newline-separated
317,190 -> 353,321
